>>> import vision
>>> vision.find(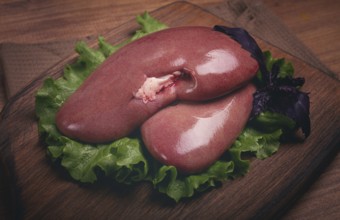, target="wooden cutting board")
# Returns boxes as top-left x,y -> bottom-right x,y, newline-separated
1,2 -> 339,219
